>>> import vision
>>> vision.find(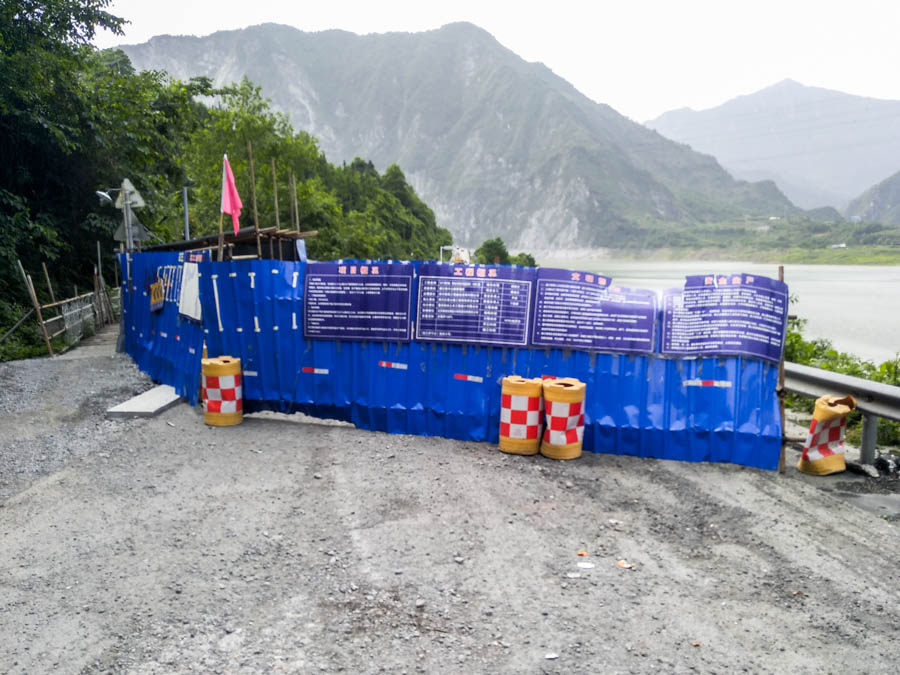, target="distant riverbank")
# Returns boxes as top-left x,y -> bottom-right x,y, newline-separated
536,259 -> 900,364
543,245 -> 900,265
